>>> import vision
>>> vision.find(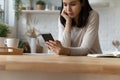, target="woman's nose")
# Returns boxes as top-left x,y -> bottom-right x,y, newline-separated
66,5 -> 71,12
